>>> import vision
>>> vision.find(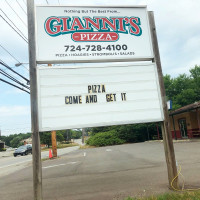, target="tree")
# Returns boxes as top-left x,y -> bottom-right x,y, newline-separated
10,136 -> 23,148
190,65 -> 200,100
0,133 -> 31,147
56,132 -> 64,142
40,132 -> 52,148
71,130 -> 82,139
40,132 -> 64,147
164,66 -> 200,109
